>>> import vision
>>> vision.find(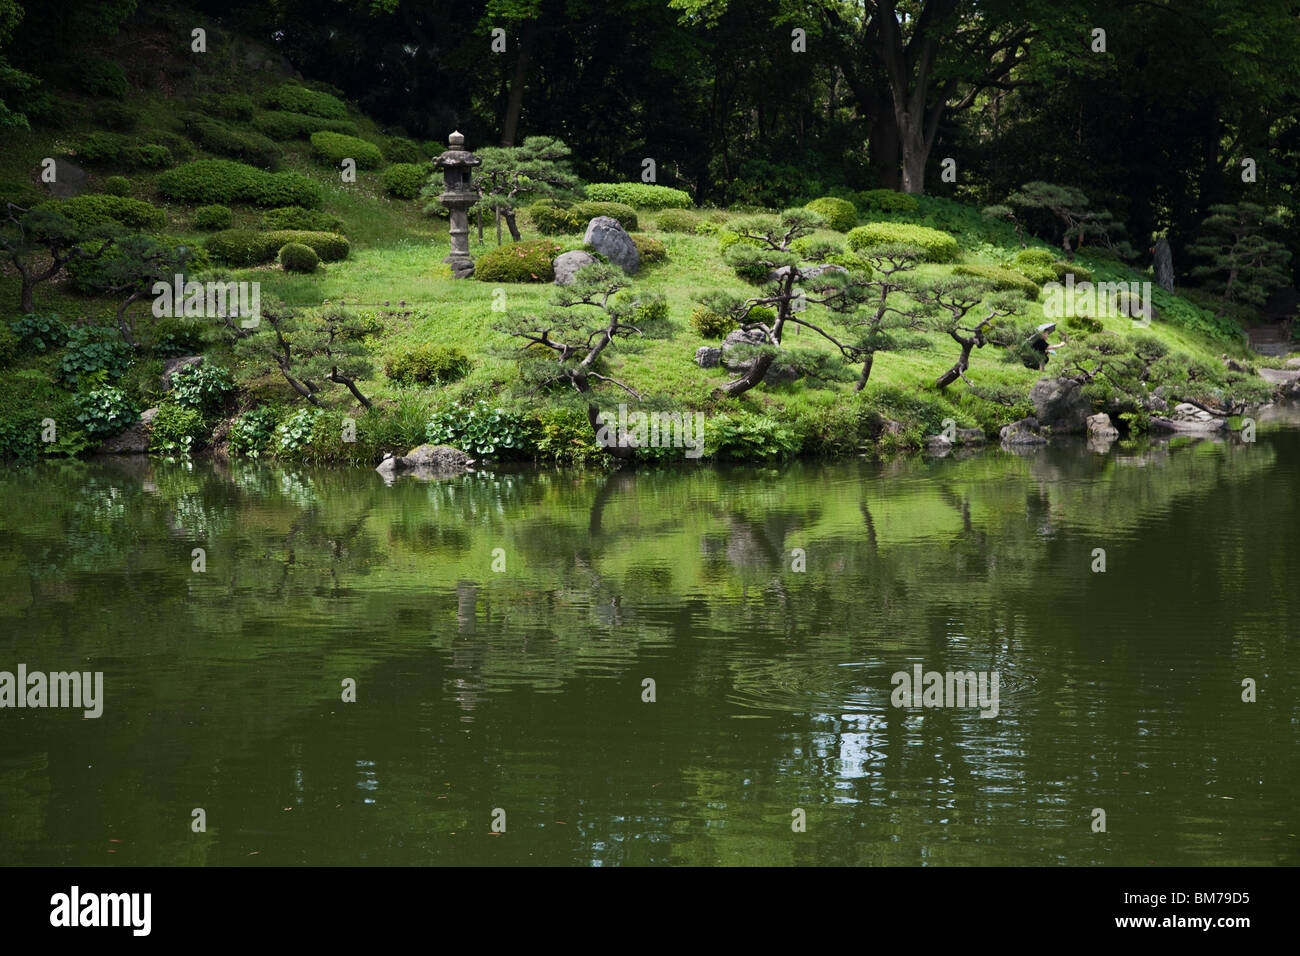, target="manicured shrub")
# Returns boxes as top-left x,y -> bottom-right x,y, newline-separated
149,402 -> 206,454
804,196 -> 858,232
690,307 -> 734,339
384,344 -> 471,386
195,92 -> 256,121
857,189 -> 920,214
179,113 -> 281,169
583,183 -> 692,209
48,194 -> 166,230
193,204 -> 232,230
527,201 -> 583,234
381,162 -> 429,199
251,111 -> 359,140
473,239 -> 564,282
383,136 -> 422,163
259,206 -> 343,232
263,84 -> 349,119
101,175 -> 130,196
951,264 -> 1042,296
278,242 -> 320,273
630,234 -> 667,264
1015,248 -> 1056,269
655,209 -> 695,233
205,228 -> 349,265
158,160 -> 322,208
74,386 -> 137,438
79,57 -> 127,98
72,132 -> 174,169
1065,314 -> 1104,334
310,131 -> 383,170
1053,262 -> 1093,283
100,102 -> 137,131
846,222 -> 959,261
571,201 -> 637,231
